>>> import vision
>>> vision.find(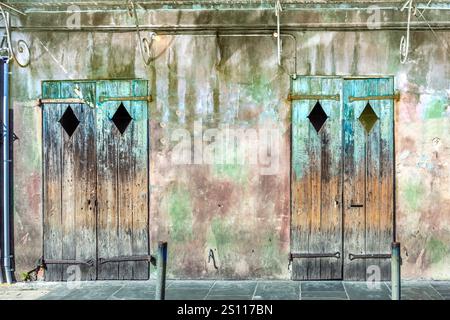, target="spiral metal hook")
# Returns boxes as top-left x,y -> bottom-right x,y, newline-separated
127,0 -> 154,66
0,6 -> 30,67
